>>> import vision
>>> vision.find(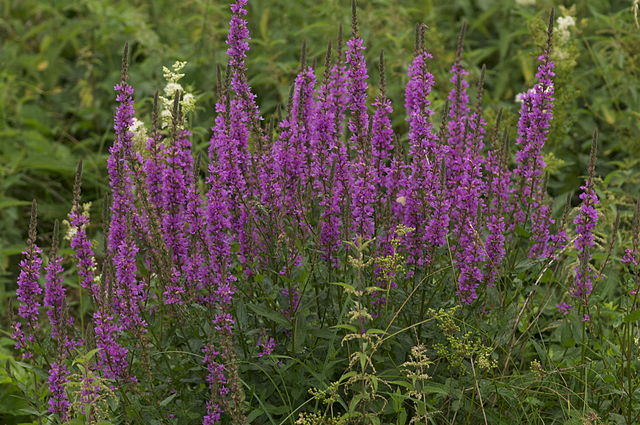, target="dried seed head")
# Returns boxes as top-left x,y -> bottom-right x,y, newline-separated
151,91 -> 160,135
351,0 -> 359,37
73,160 -> 83,207
415,23 -> 427,52
215,64 -> 224,100
121,41 -> 129,82
336,24 -> 344,62
588,128 -> 598,182
455,22 -> 467,64
300,40 -> 307,71
490,108 -> 504,150
28,199 -> 38,247
544,9 -> 555,57
52,219 -> 60,254
323,40 -> 333,80
475,64 -> 487,113
286,83 -> 295,117
379,50 -> 386,95
438,99 -> 450,141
